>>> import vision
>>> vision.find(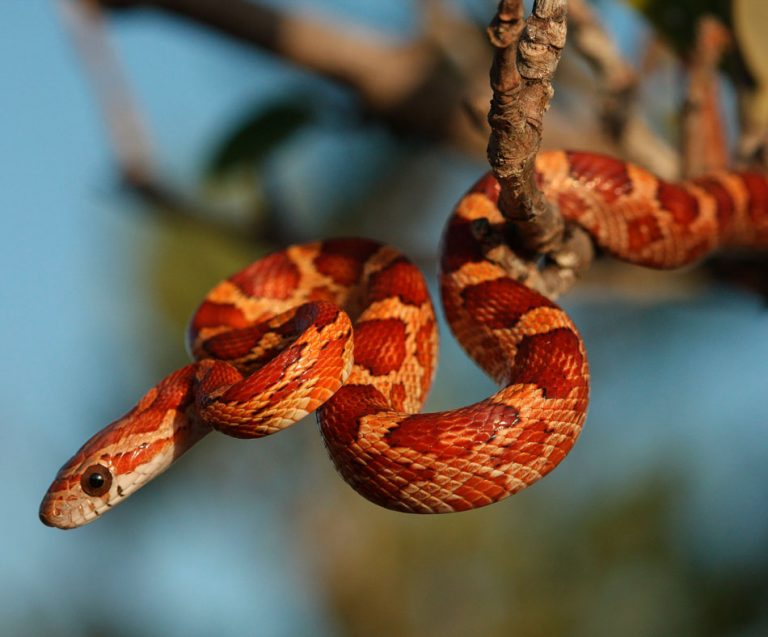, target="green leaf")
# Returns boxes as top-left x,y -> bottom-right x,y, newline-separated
206,100 -> 313,176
